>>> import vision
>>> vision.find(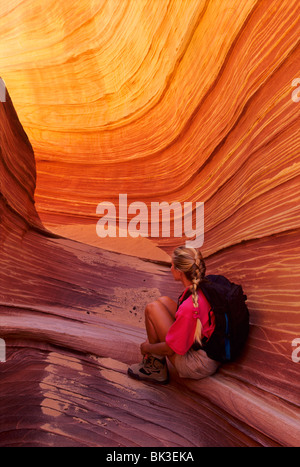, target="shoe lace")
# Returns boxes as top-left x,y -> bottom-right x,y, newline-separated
143,354 -> 164,370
